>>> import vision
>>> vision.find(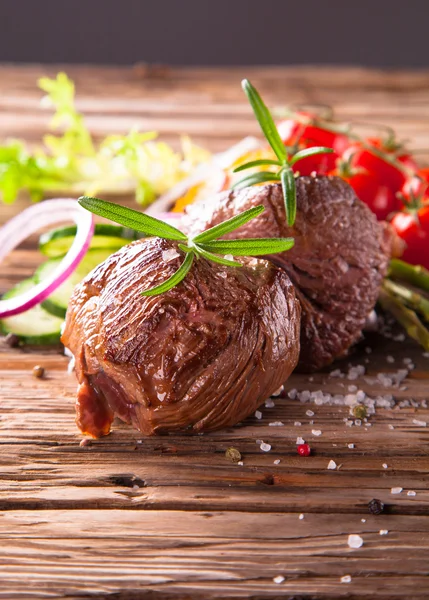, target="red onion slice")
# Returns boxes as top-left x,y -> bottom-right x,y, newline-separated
0,199 -> 94,318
